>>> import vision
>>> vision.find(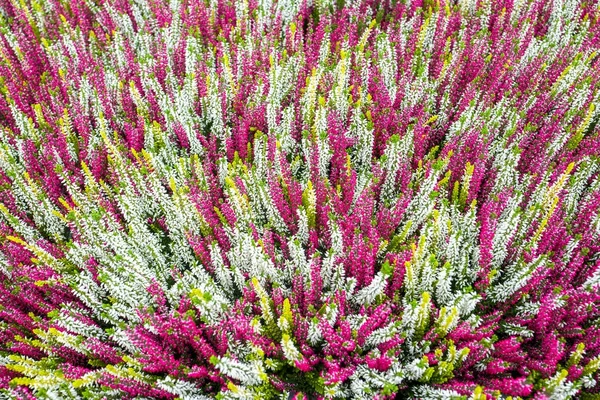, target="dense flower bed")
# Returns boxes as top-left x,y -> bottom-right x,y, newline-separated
0,0 -> 600,398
